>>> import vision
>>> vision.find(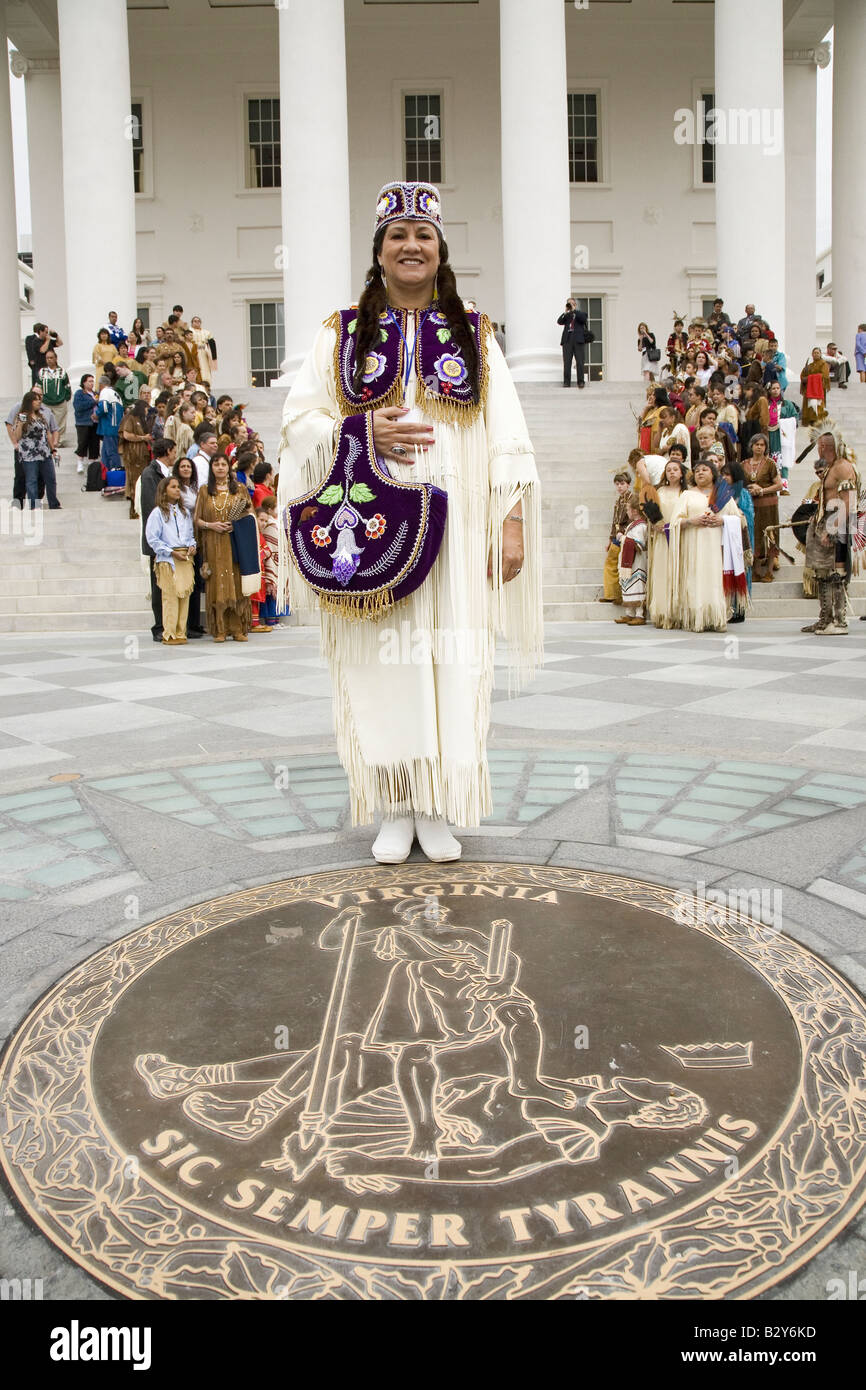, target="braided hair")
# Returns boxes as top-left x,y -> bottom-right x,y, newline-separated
352,227 -> 480,397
